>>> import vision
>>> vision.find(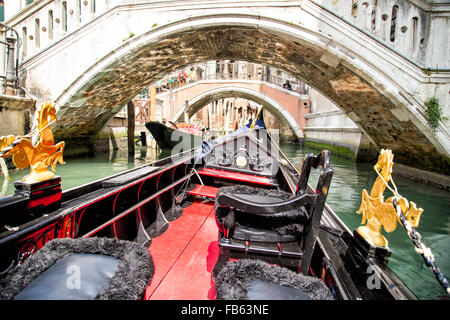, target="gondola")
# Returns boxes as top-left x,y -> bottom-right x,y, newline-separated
145,120 -> 205,149
0,104 -> 448,301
